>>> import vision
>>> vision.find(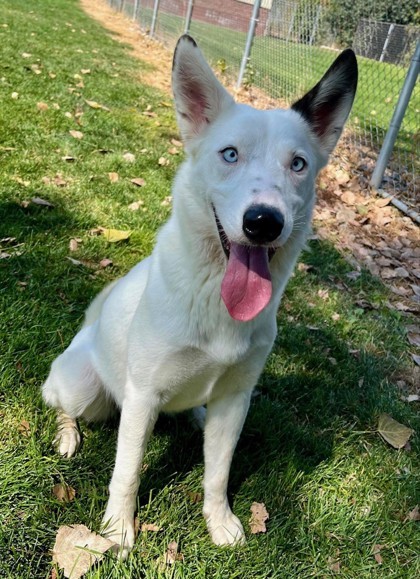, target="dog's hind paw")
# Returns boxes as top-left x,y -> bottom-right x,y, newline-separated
53,412 -> 81,458
205,510 -> 246,546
